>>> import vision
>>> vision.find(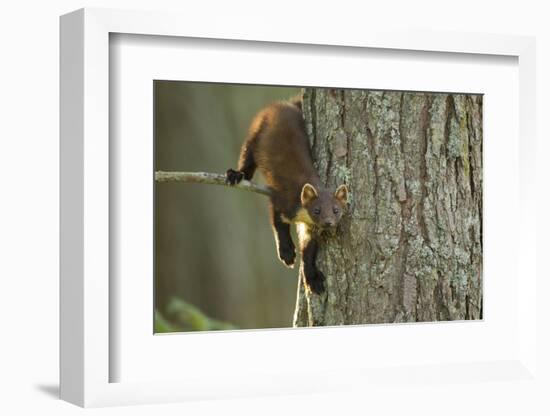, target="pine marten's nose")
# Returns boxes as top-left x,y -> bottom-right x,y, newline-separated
323,220 -> 335,228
